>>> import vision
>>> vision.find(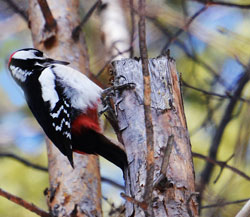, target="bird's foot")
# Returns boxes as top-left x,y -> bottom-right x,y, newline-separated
99,82 -> 136,116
